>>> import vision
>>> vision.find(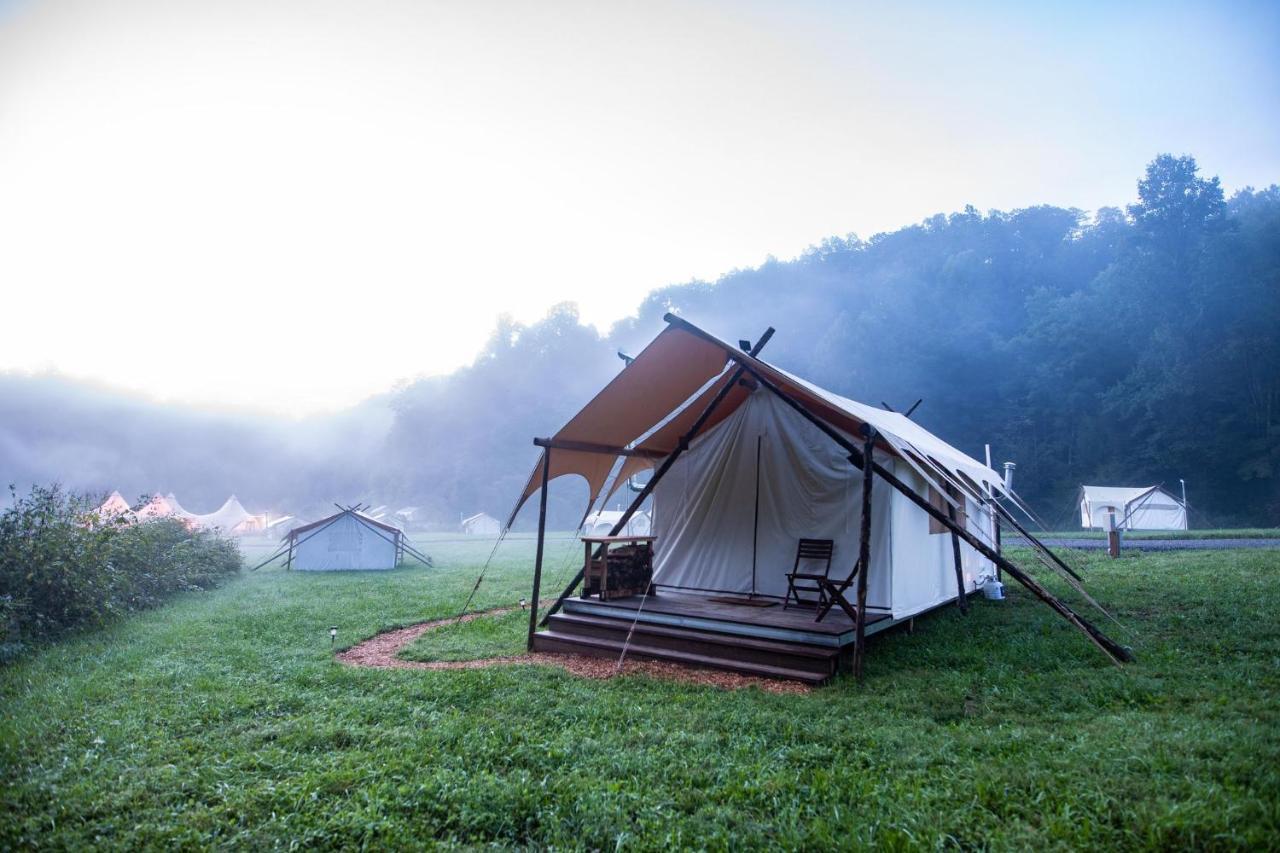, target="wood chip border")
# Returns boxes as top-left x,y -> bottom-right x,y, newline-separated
335,606 -> 810,694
